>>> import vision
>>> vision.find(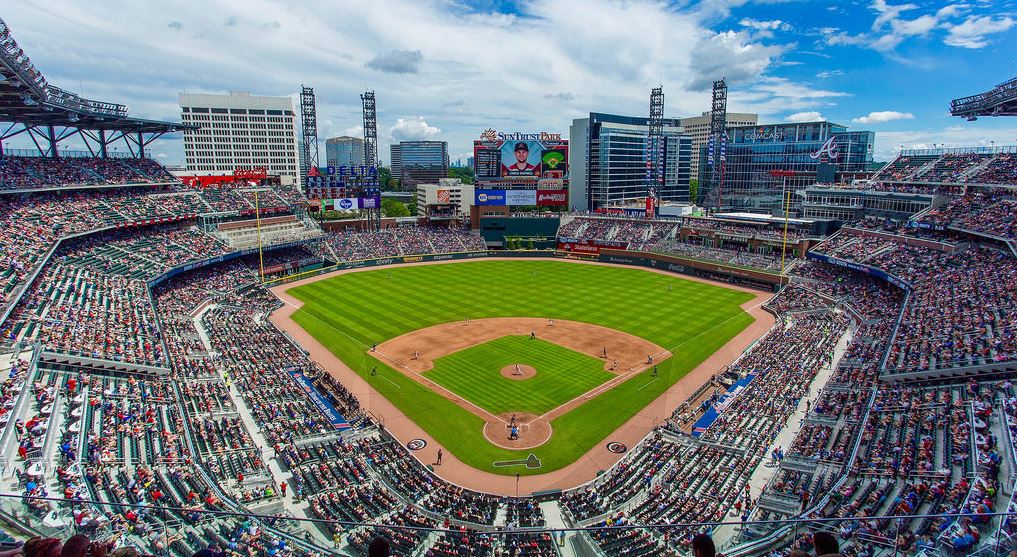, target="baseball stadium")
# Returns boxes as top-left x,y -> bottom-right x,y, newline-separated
2,11 -> 1017,557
